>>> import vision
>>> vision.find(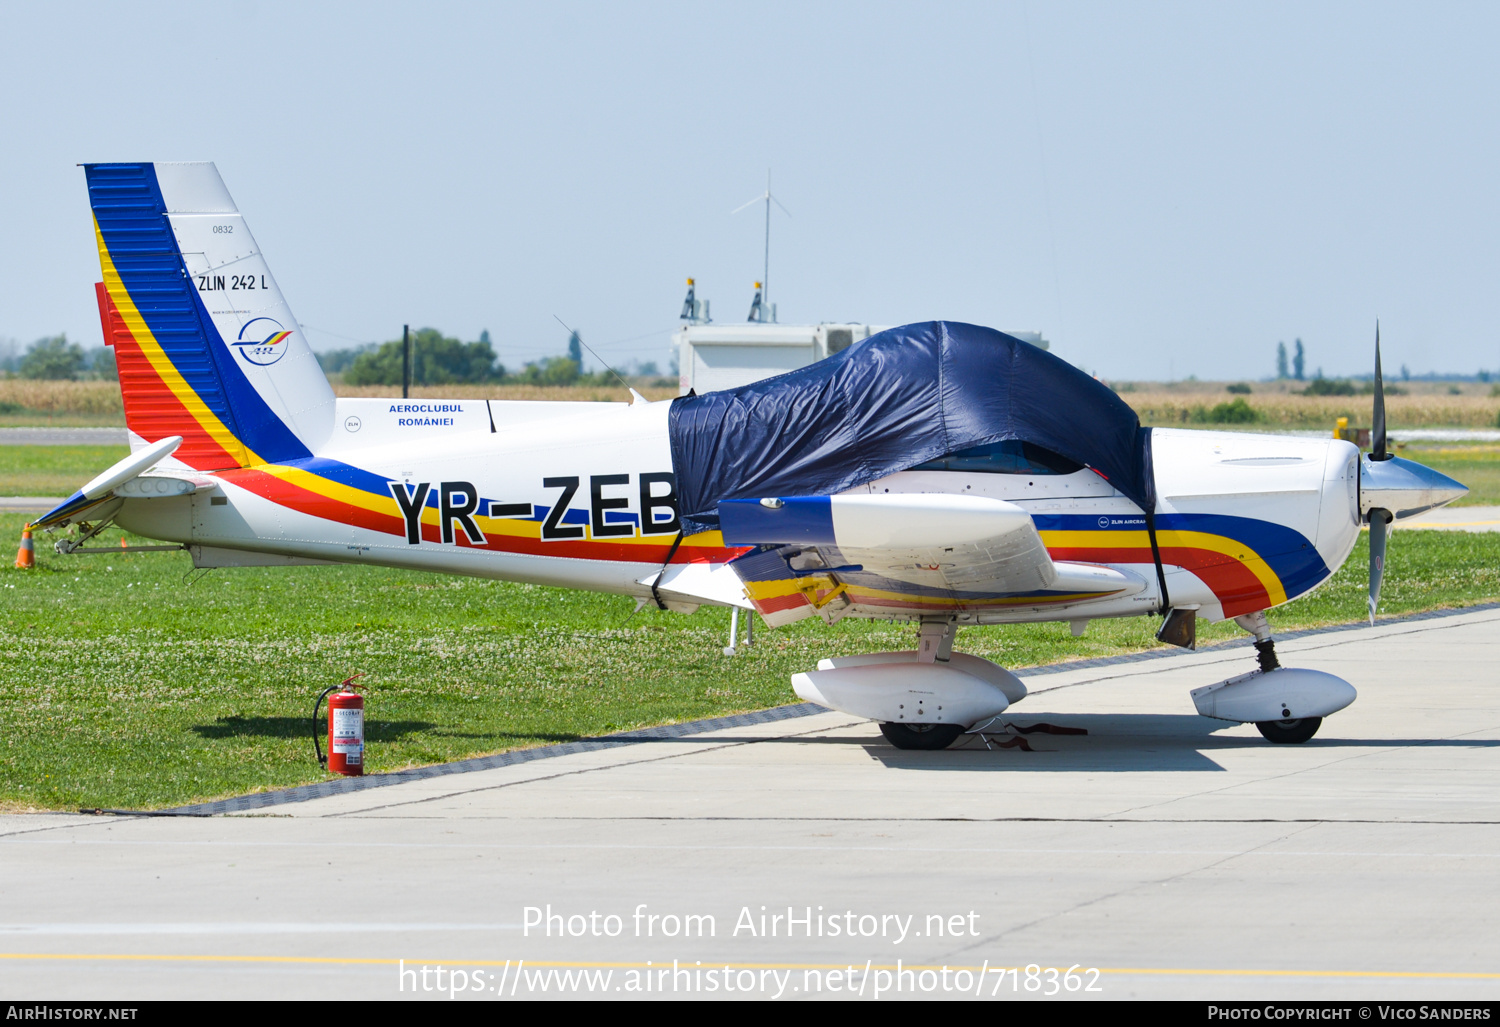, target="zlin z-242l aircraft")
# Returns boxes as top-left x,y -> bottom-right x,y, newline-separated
36,162 -> 1468,751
